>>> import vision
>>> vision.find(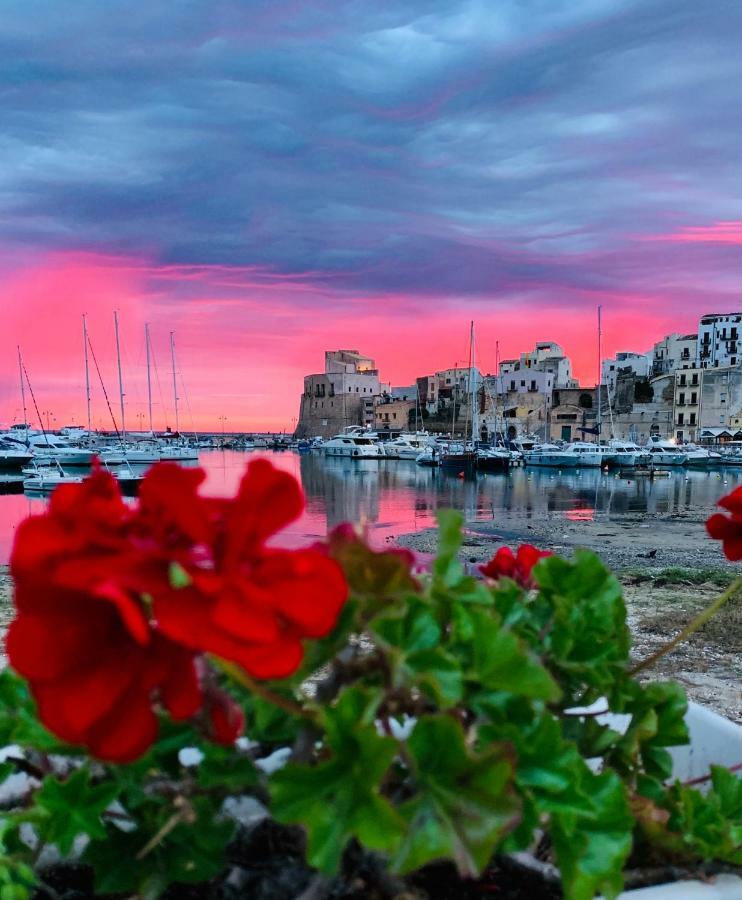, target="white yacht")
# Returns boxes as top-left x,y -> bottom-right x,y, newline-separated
0,439 -> 33,470
602,440 -> 651,468
159,442 -> 199,461
383,434 -> 434,460
682,444 -> 722,468
524,442 -> 604,467
323,433 -> 384,458
26,435 -> 96,467
645,439 -> 688,466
